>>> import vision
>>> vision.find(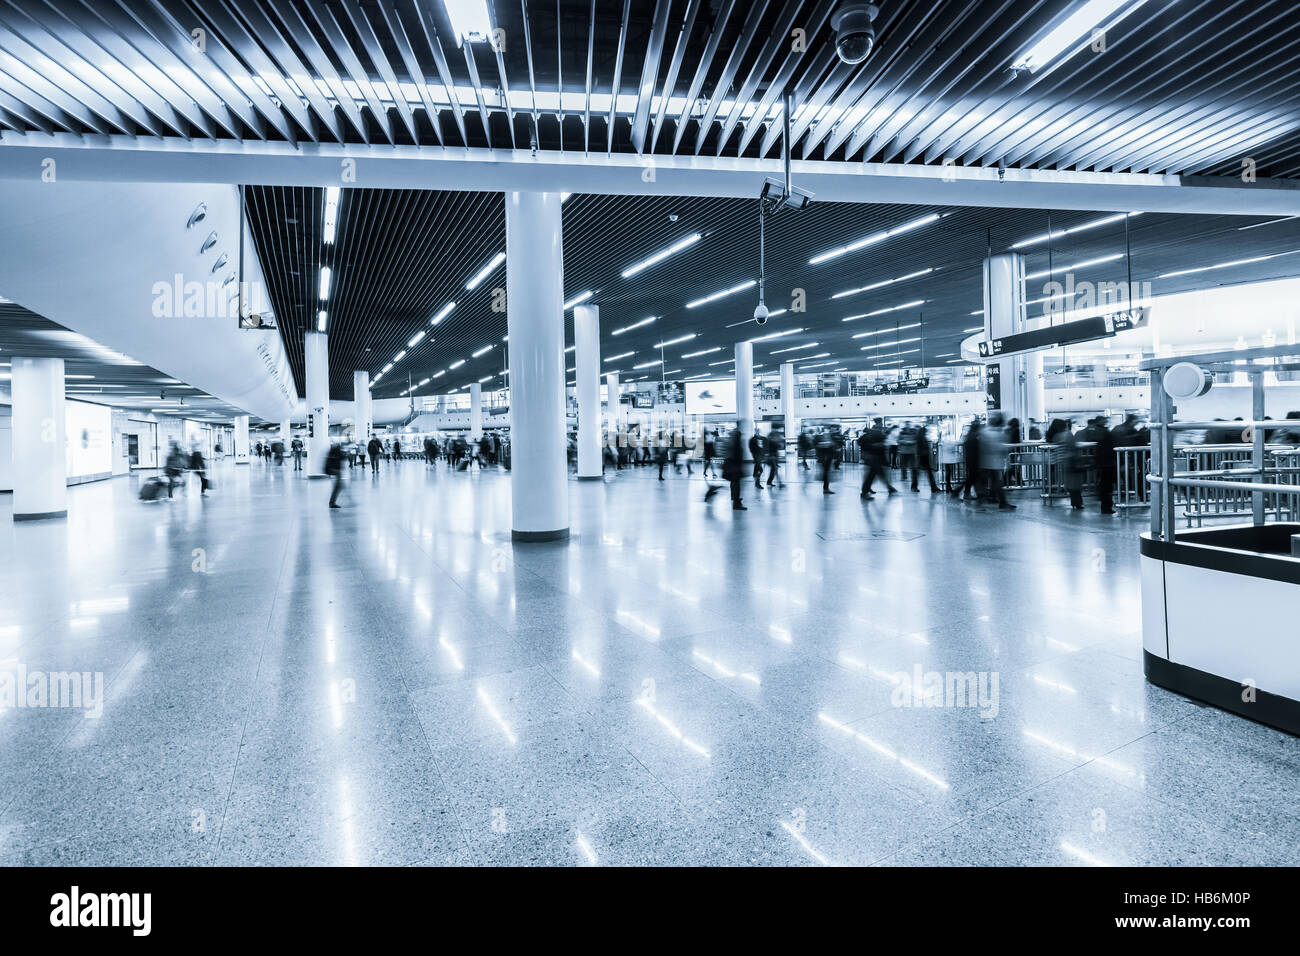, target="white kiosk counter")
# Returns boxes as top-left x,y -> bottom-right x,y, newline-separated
1141,344 -> 1300,737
